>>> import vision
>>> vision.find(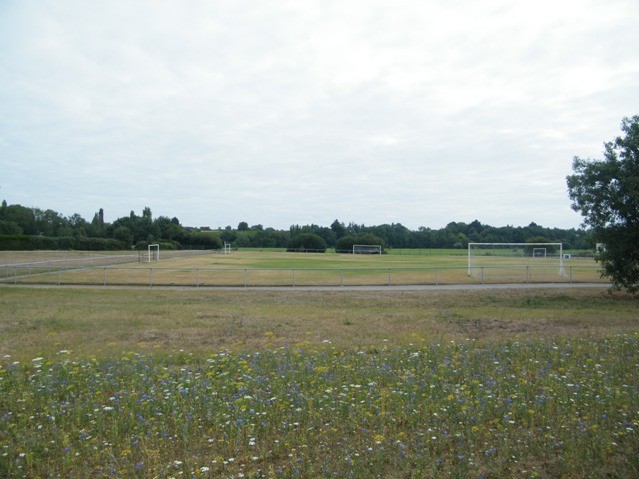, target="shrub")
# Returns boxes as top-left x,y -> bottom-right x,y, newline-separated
335,234 -> 386,253
0,235 -> 31,250
287,233 -> 327,252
